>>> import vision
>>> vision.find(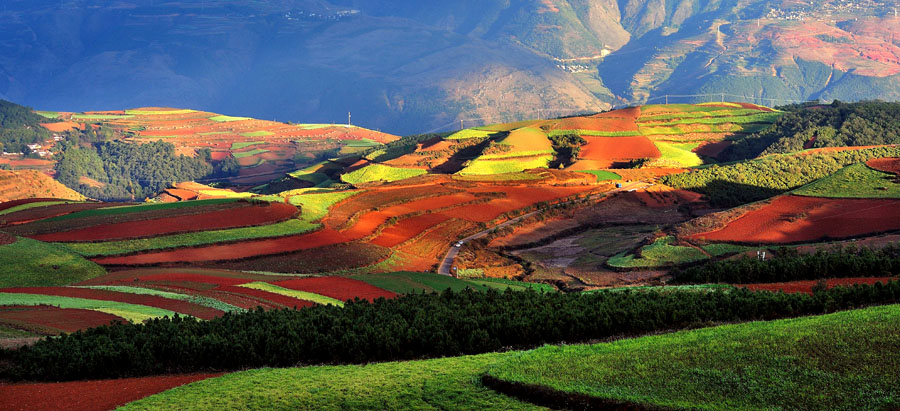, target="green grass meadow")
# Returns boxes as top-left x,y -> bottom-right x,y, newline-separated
340,164 -> 427,185
124,305 -> 897,410
0,293 -> 179,323
794,162 -> 900,198
0,238 -> 106,287
486,304 -> 900,410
